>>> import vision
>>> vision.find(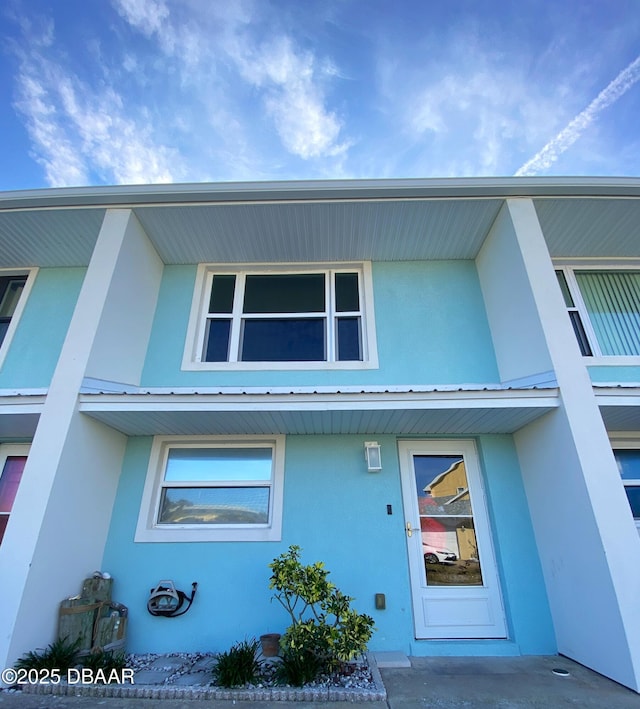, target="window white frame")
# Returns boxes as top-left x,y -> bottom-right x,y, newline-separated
610,435 -> 640,533
135,435 -> 285,542
555,260 -> 640,364
182,262 -> 378,370
0,268 -> 37,371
